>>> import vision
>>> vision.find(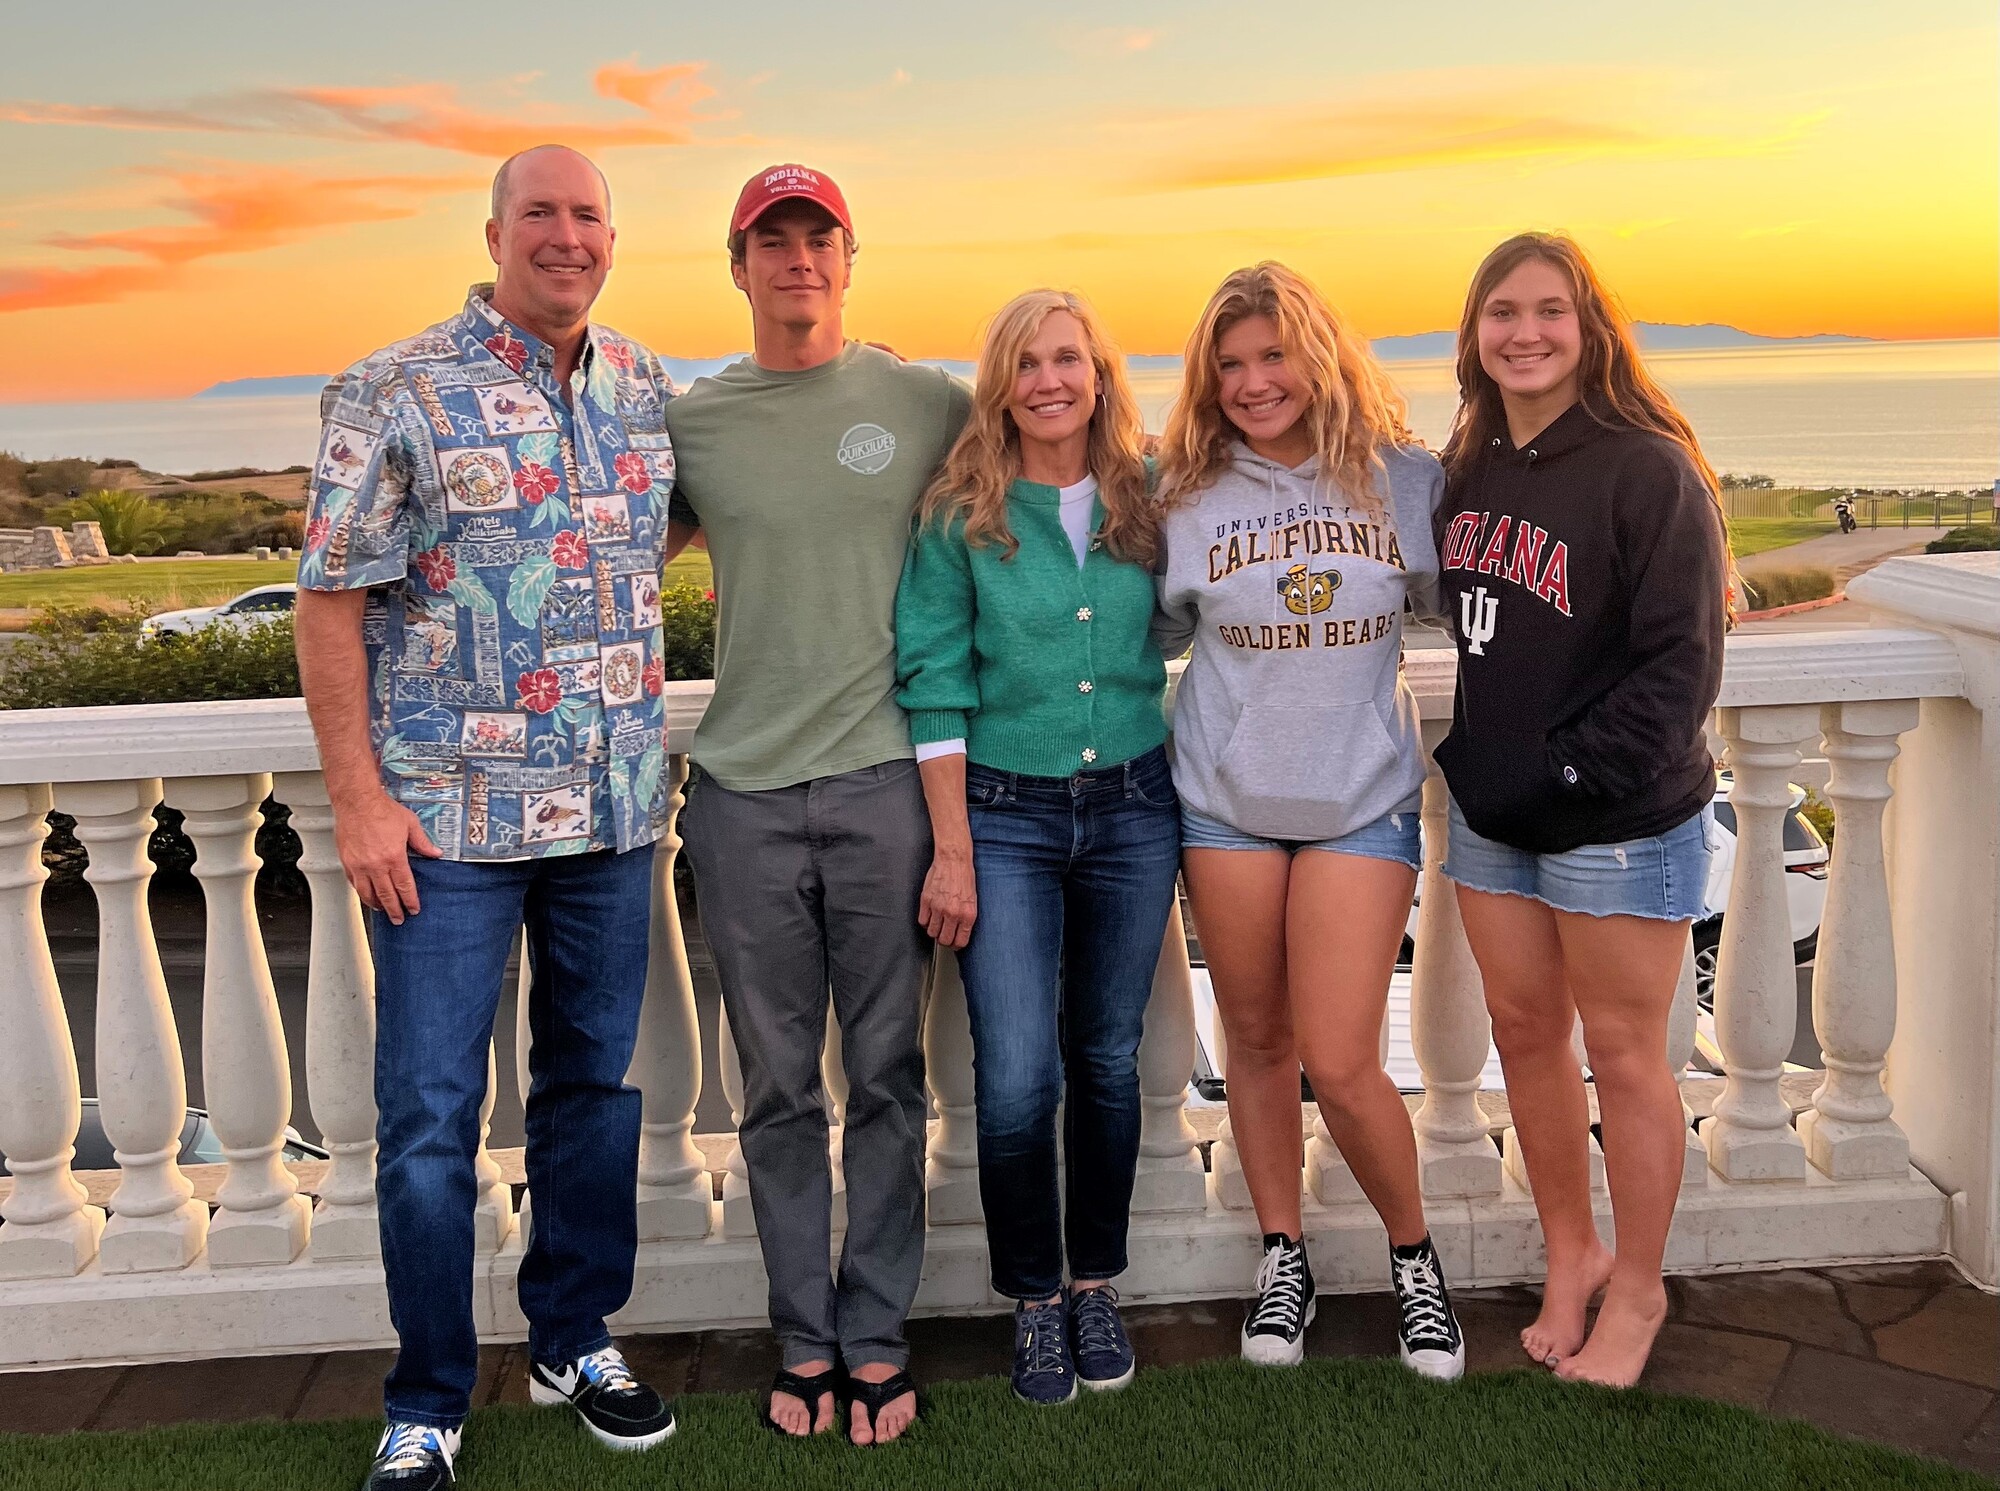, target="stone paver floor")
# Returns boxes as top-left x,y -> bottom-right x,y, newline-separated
2,1262 -> 1992,1478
